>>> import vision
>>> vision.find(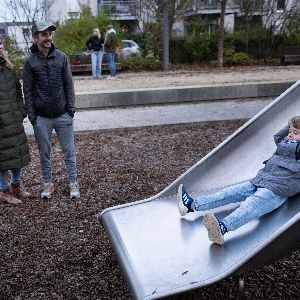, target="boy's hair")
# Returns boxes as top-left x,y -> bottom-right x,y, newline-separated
289,116 -> 300,129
